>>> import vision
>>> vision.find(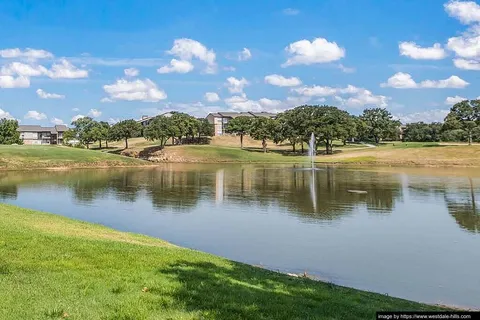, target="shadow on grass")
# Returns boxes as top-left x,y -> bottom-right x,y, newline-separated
155,261 -> 439,320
